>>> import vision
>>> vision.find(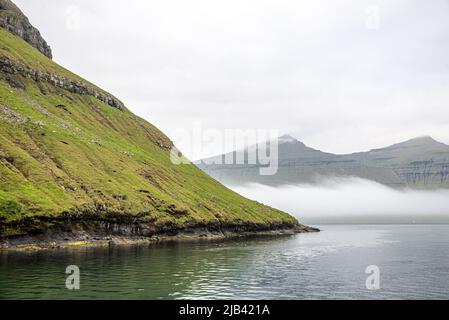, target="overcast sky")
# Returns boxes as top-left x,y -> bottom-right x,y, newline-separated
15,0 -> 449,159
